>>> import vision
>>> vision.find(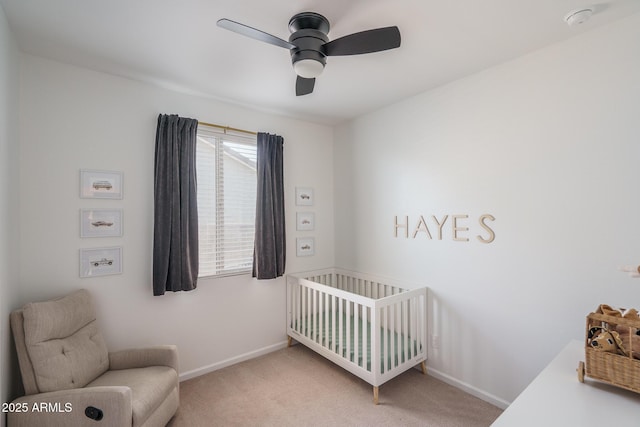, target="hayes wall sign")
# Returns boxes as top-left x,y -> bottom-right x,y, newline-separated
394,214 -> 496,244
